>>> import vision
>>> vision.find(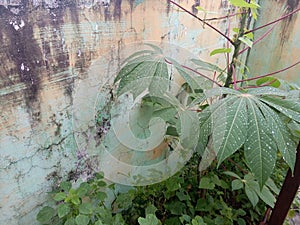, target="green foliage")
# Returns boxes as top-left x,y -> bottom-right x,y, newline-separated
210,48 -> 232,56
39,1 -> 300,225
36,172 -> 119,225
113,154 -> 272,225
